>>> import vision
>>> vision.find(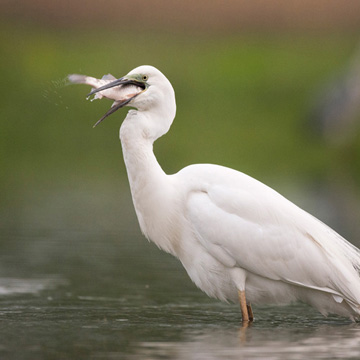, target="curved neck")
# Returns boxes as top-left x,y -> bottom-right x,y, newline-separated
119,110 -> 180,255
119,111 -> 166,187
